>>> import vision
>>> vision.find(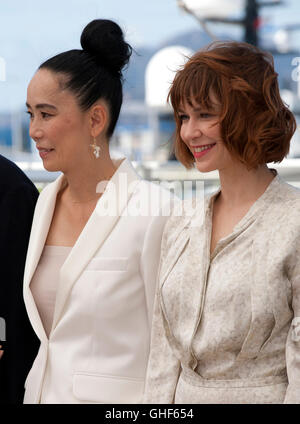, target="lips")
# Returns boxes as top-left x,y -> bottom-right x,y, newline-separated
192,143 -> 216,158
37,147 -> 55,160
194,143 -> 216,152
37,147 -> 54,152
